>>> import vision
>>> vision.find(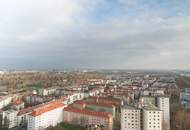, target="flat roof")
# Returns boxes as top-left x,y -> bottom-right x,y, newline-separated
143,105 -> 161,111
121,105 -> 139,110
64,106 -> 112,119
